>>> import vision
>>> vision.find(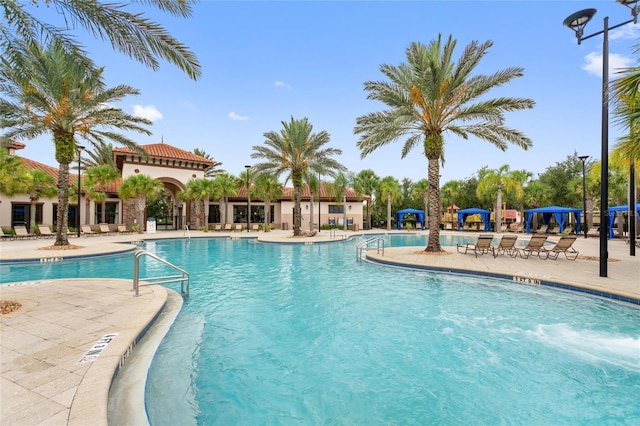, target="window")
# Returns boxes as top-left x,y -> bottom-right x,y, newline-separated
328,204 -> 344,214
